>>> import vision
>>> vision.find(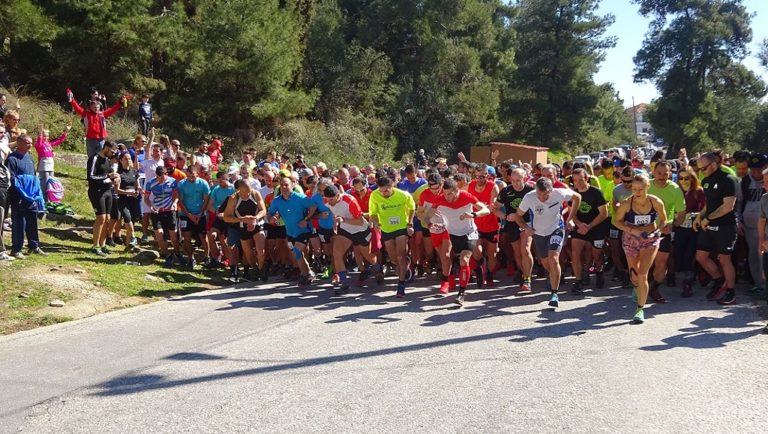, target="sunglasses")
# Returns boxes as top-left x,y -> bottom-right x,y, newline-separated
679,176 -> 691,181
